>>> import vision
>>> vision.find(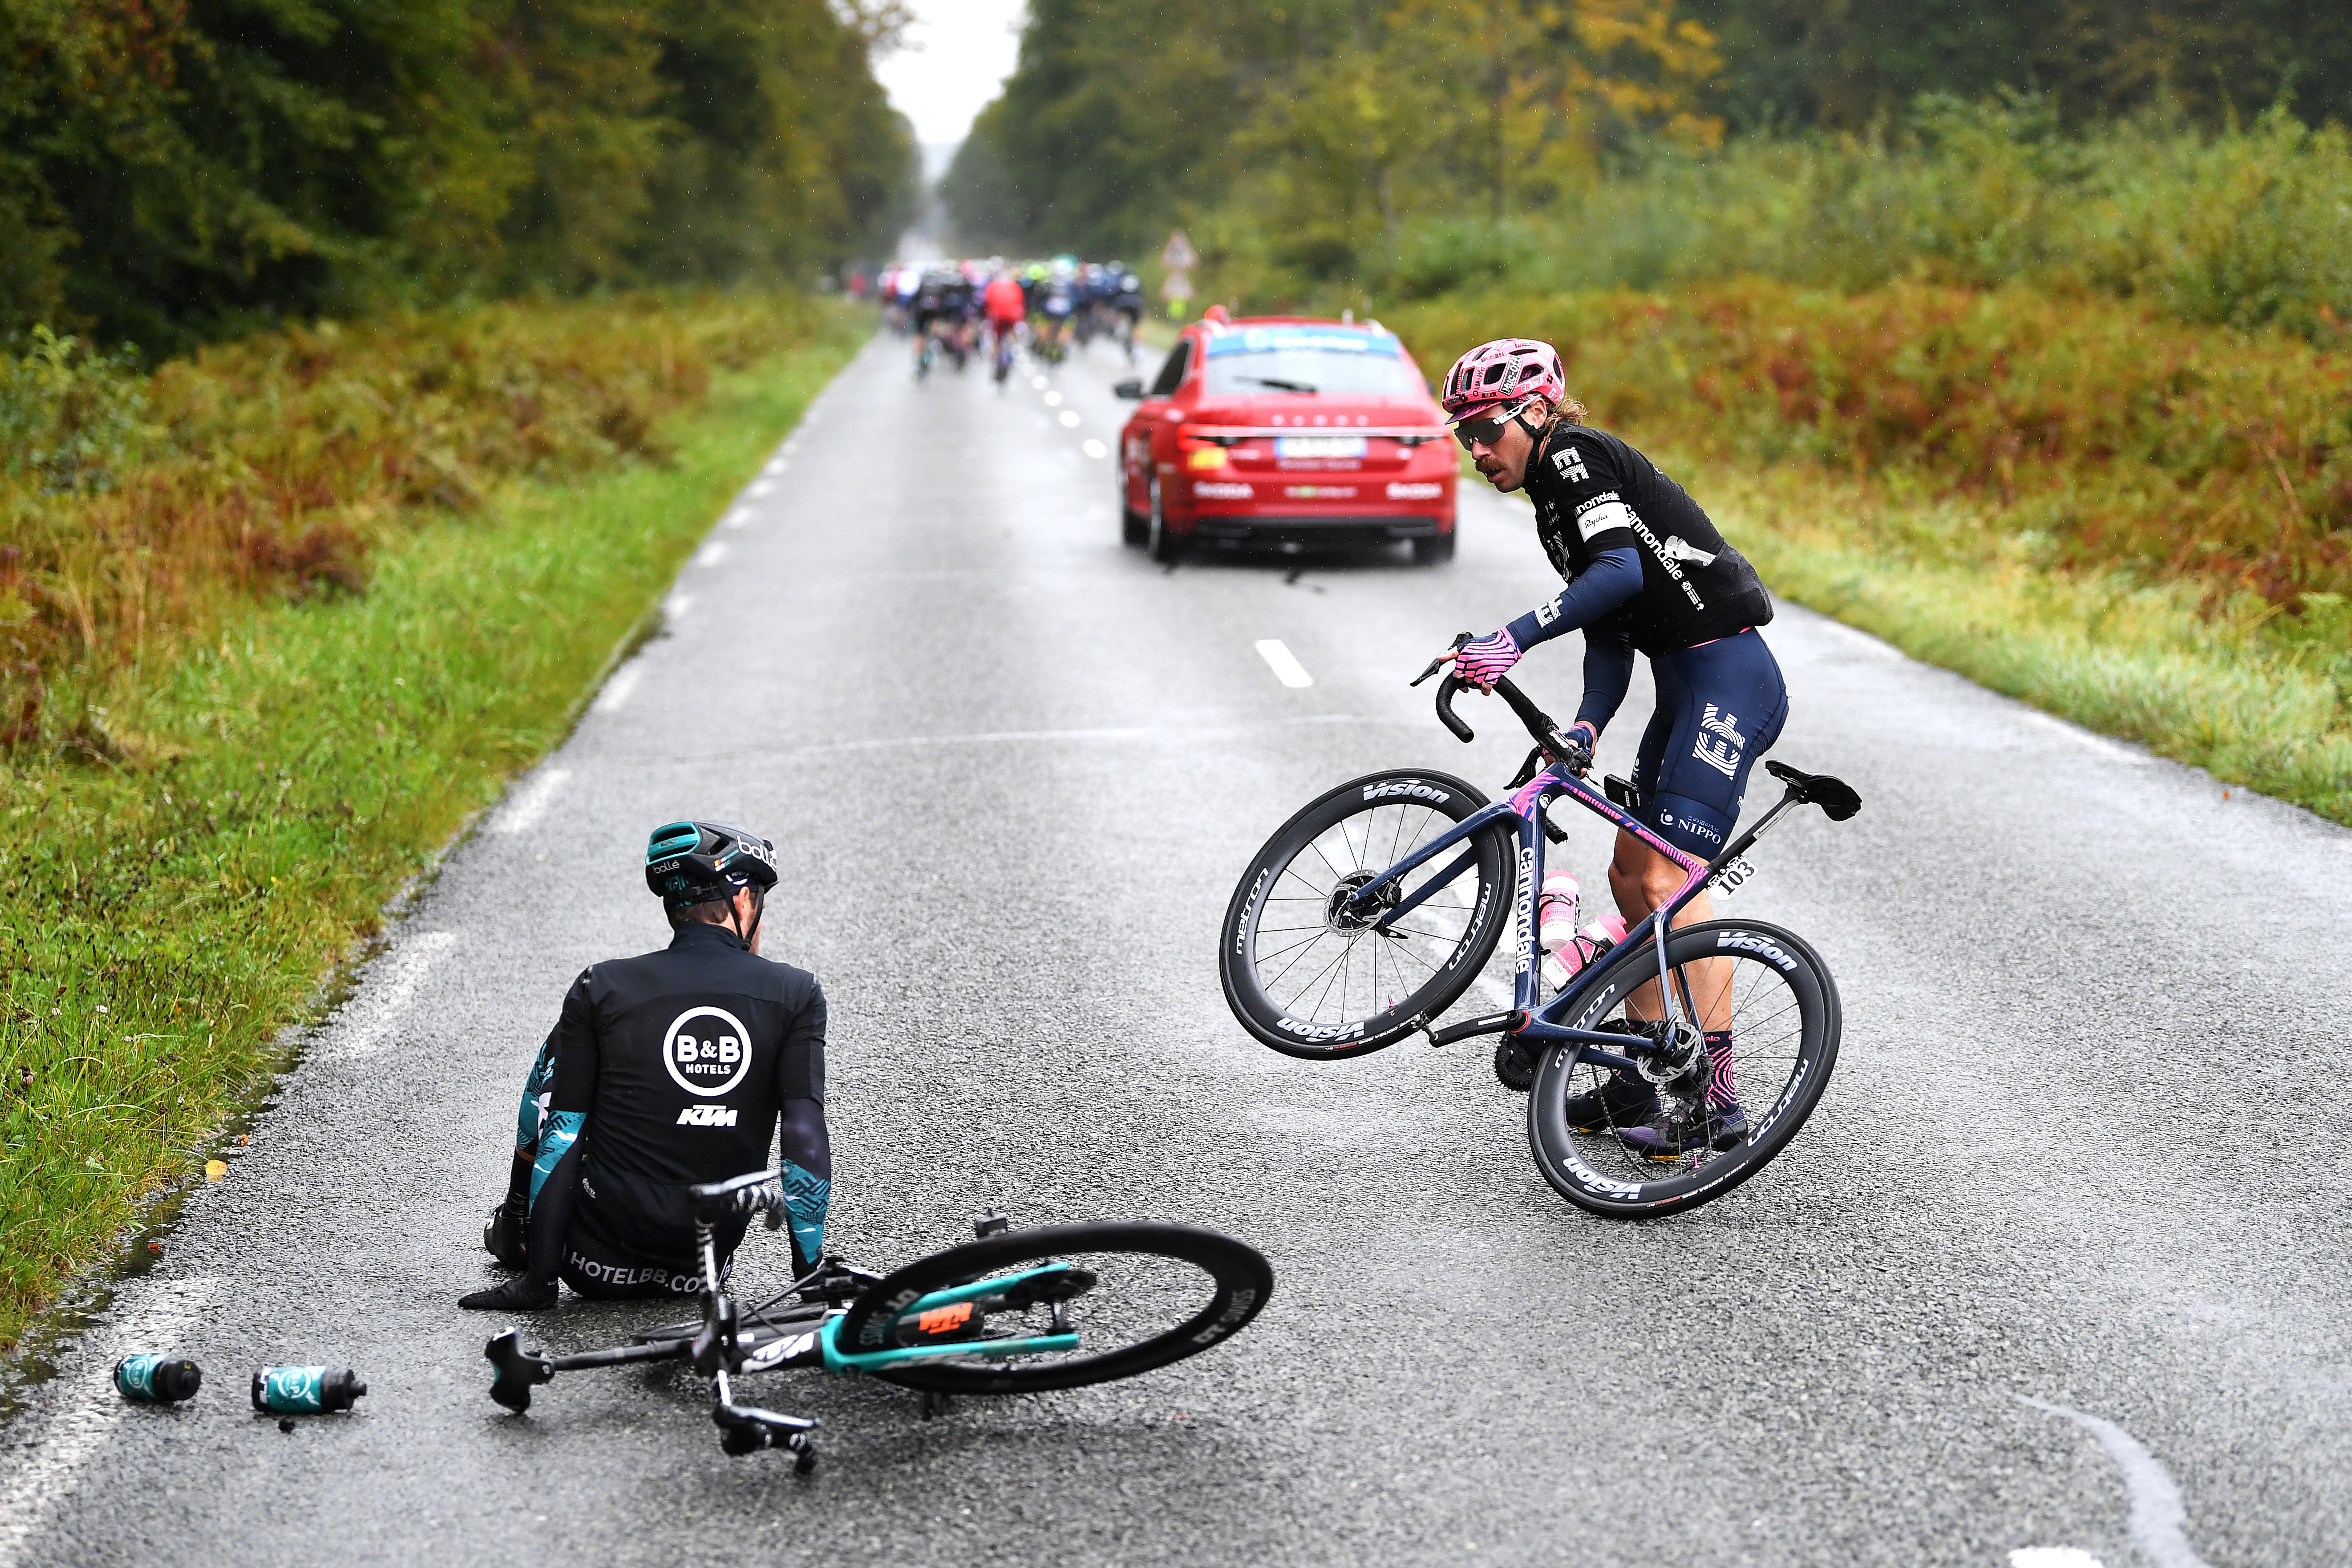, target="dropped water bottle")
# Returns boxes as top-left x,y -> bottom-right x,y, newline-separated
113,1354 -> 202,1404
251,1365 -> 367,1414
